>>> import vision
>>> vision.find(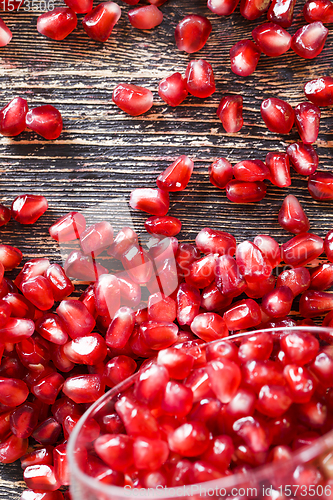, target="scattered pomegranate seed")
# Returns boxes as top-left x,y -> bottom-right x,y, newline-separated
190,312 -> 228,342
0,17 -> 12,46
253,234 -> 281,268
144,216 -> 181,237
156,155 -> 194,192
226,180 -> 267,203
261,97 -> 294,134
233,160 -> 269,182
282,232 -> 324,266
230,40 -> 261,76
303,0 -> 333,23
128,5 -> 163,30
286,142 -> 318,176
208,0 -> 240,15
56,299 -> 95,339
130,188 -> 169,215
11,195 -> 48,225
308,171 -> 333,201
252,23 -> 292,57
277,267 -> 311,296
158,73 -> 188,107
37,8 -> 77,41
236,240 -> 271,283
175,15 -> 212,53
304,76 -> 333,107
122,244 -> 153,284
267,0 -> 296,27
291,21 -> 328,59
26,105 -> 63,140
209,158 -> 233,189
185,60 -> 216,98
64,0 -> 93,13
112,84 -> 153,116
0,204 -> 11,226
294,102 -> 321,144
278,194 -> 310,234
0,435 -> 28,463
83,2 -> 121,42
266,152 -> 291,187
0,97 -> 28,137
300,290 -> 333,318
217,95 -> 243,133
240,0 -> 270,19
223,298 -> 261,330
